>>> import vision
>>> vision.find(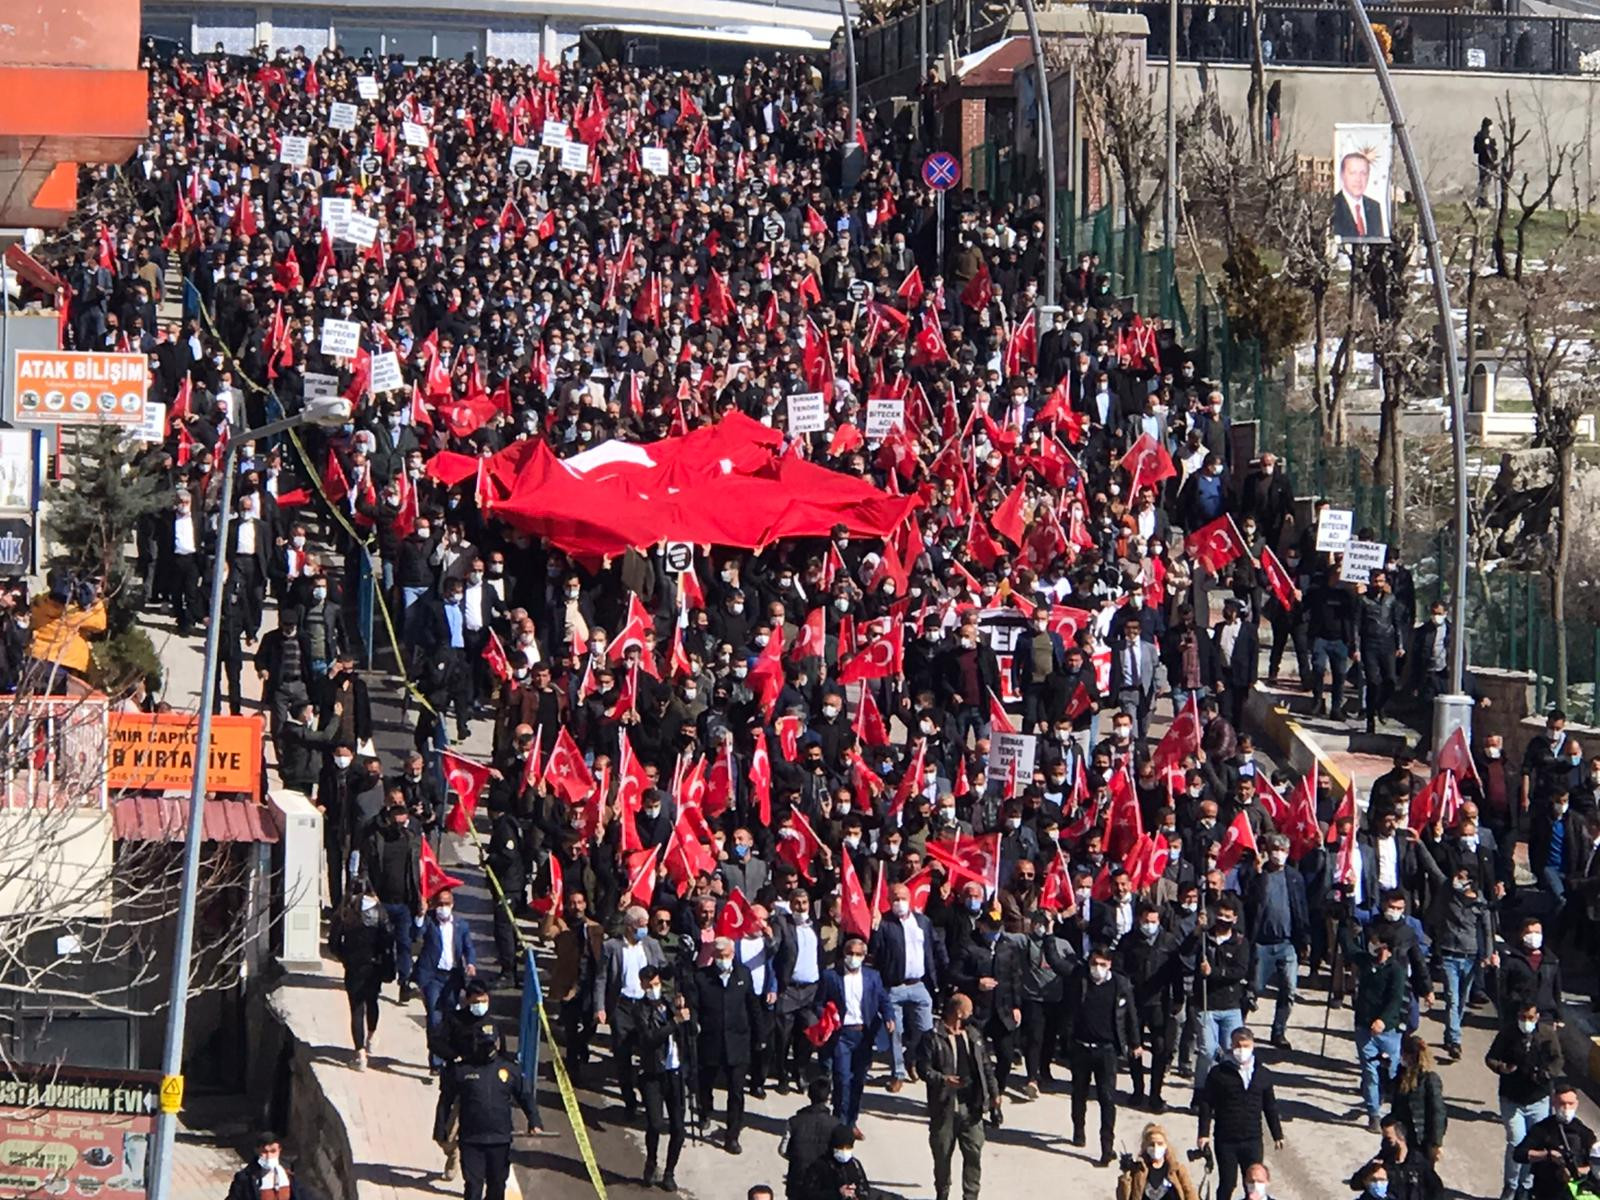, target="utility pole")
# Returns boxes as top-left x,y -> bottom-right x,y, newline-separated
1019,0 -> 1056,307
